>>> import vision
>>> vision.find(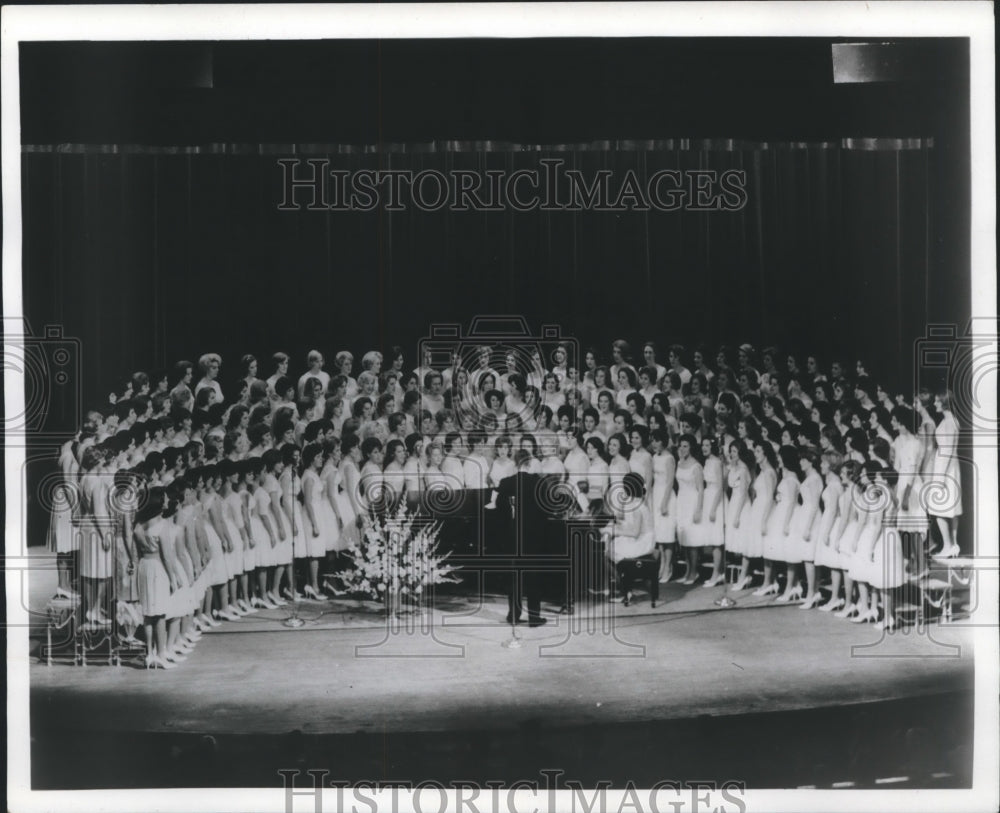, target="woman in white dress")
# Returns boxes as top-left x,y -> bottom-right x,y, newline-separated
699,438 -> 726,587
786,449 -> 824,606
606,434 -> 631,511
48,437 -> 81,599
869,466 -> 905,630
218,459 -> 255,615
674,434 -> 705,585
813,452 -> 846,611
336,434 -> 364,551
929,390 -> 962,557
725,440 -> 754,590
78,446 -> 113,625
199,464 -> 240,621
133,488 -> 175,668
300,443 -> 330,599
601,472 -> 656,606
847,461 -> 890,624
261,449 -> 292,606
746,442 -> 778,595
650,429 -> 678,582
583,437 -> 611,516
279,444 -> 307,602
758,446 -> 800,599
831,460 -> 865,618
890,404 -> 929,576
247,457 -> 280,609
